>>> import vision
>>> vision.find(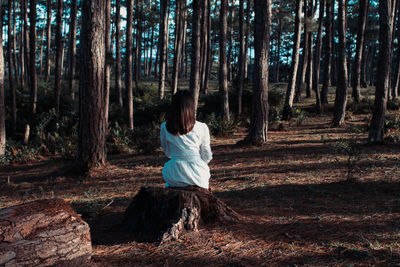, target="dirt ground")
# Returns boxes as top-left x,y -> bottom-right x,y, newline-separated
1,103 -> 400,266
